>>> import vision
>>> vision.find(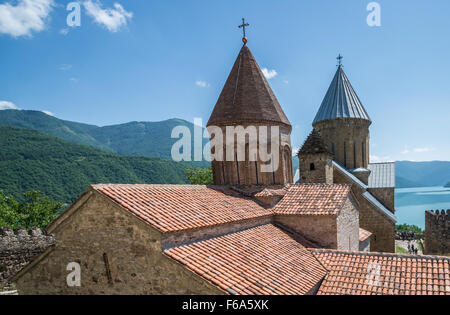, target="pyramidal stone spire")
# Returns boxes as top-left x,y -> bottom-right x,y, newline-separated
207,45 -> 291,128
313,66 -> 371,125
298,129 -> 332,156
